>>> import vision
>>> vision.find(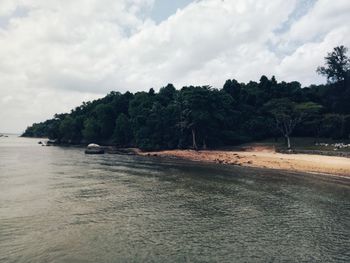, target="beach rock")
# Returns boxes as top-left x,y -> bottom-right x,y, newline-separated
47,140 -> 57,146
85,144 -> 105,154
